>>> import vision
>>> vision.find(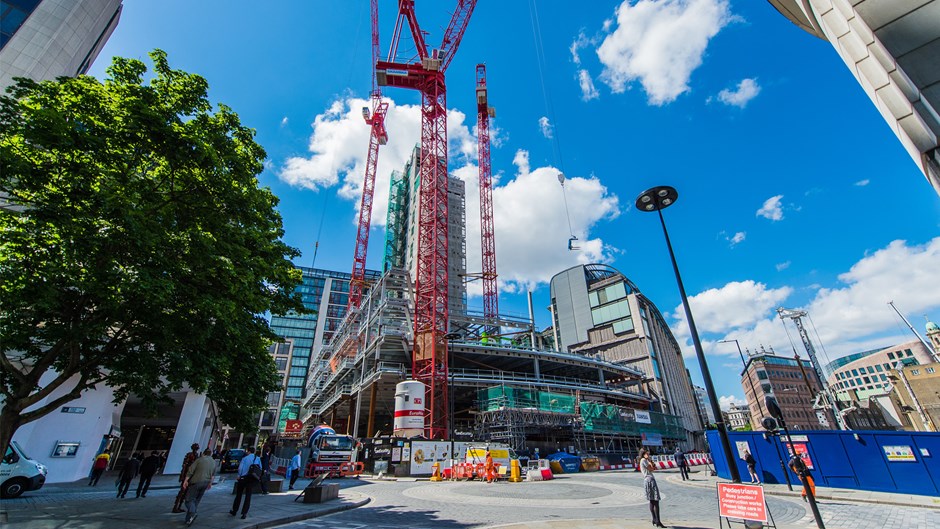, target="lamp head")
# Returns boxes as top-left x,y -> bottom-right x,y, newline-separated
635,185 -> 678,212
